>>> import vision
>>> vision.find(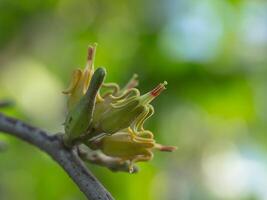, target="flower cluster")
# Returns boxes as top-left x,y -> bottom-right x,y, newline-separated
63,44 -> 176,173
